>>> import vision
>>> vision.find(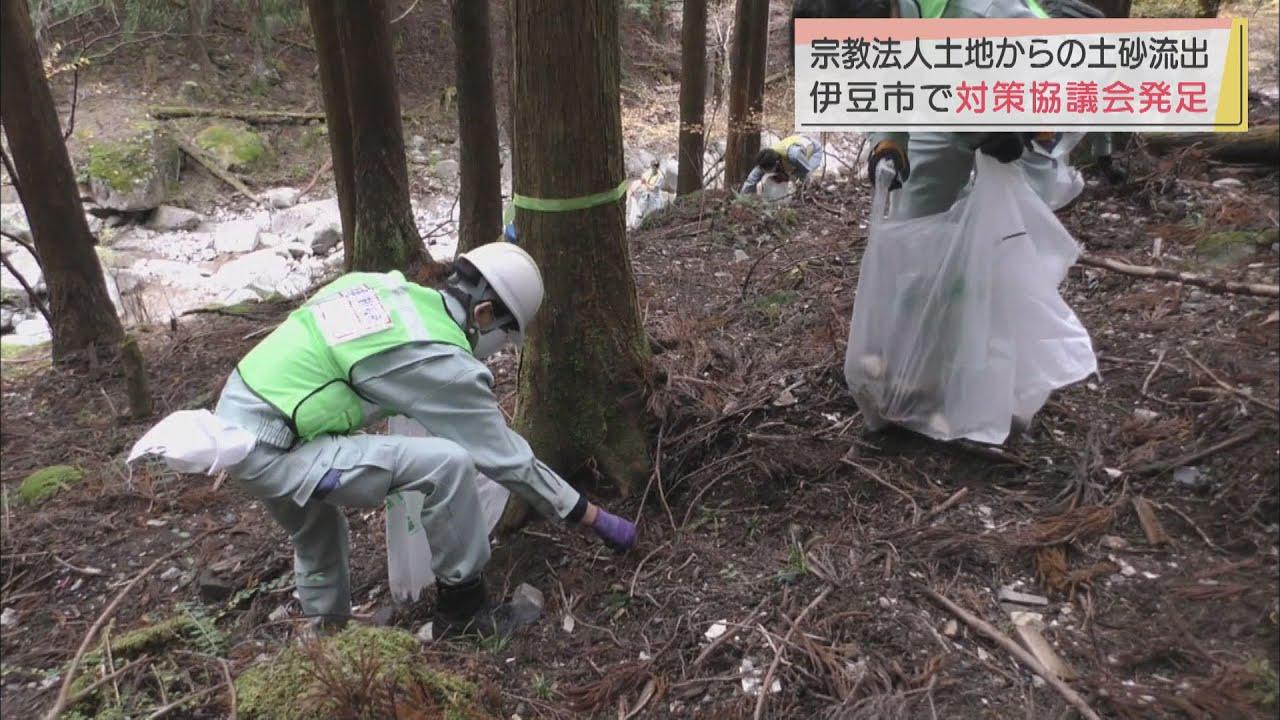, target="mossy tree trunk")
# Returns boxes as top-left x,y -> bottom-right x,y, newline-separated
0,0 -> 125,364
305,0 -> 356,262
677,0 -> 708,195
333,0 -> 429,273
509,0 -> 652,520
724,0 -> 769,188
451,0 -> 502,252
186,0 -> 215,73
